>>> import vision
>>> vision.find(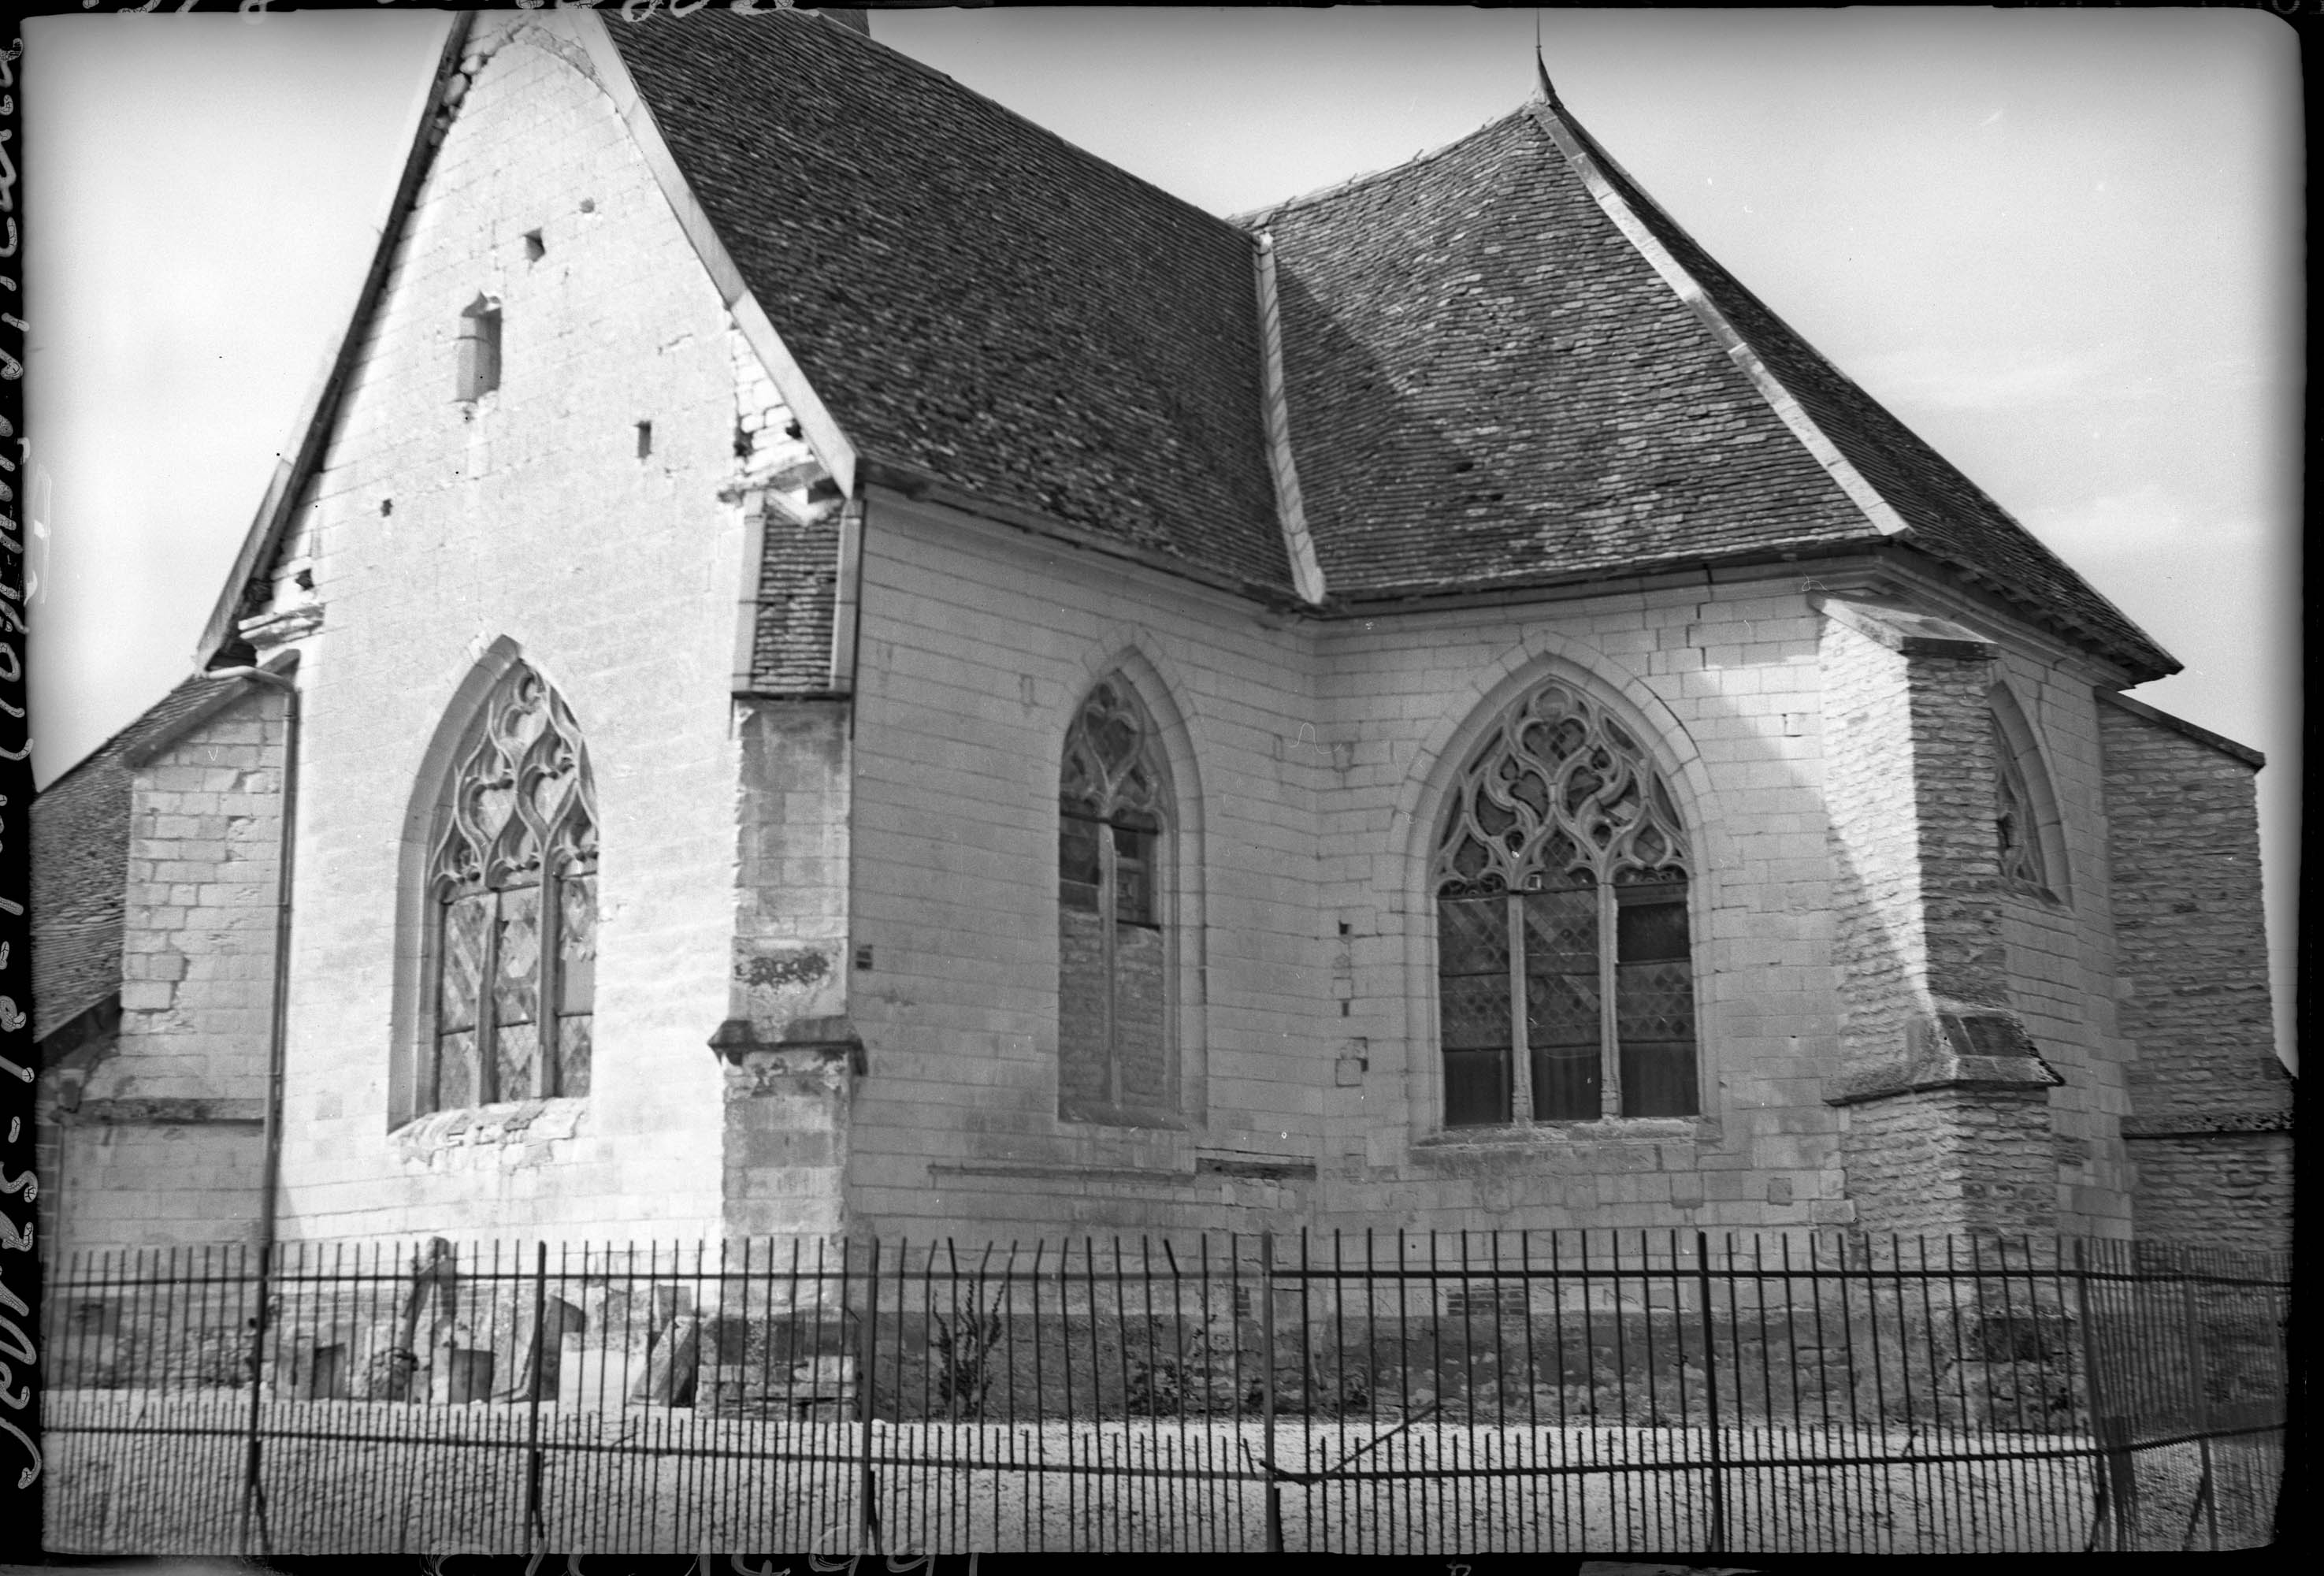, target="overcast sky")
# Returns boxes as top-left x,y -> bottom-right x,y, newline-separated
23,6 -> 2300,1056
